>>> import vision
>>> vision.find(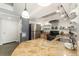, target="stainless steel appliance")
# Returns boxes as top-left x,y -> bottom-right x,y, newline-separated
29,24 -> 41,40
